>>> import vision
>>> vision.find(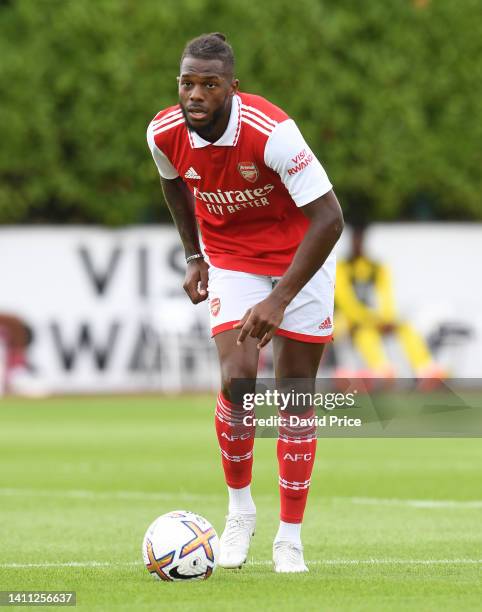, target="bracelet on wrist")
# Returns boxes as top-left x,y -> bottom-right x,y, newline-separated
186,253 -> 204,264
